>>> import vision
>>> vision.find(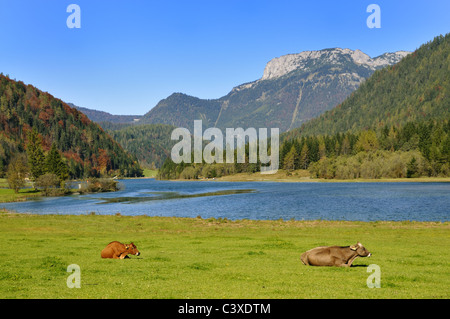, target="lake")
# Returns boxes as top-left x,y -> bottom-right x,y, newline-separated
1,179 -> 449,222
